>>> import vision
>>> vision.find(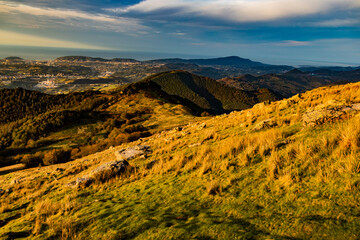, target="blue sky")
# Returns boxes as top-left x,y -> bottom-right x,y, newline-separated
0,0 -> 359,65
